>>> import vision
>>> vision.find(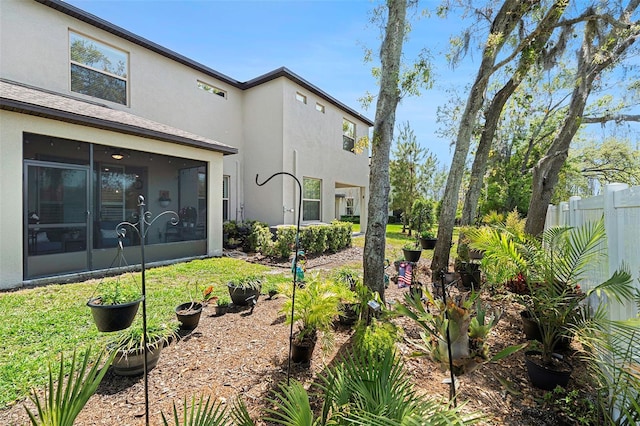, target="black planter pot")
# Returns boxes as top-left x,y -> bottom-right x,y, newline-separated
227,283 -> 261,306
291,339 -> 316,364
459,263 -> 482,290
338,303 -> 359,326
524,350 -> 573,390
520,310 -> 543,341
87,297 -> 143,332
175,302 -> 203,330
419,238 -> 437,250
469,249 -> 484,260
402,248 -> 422,263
